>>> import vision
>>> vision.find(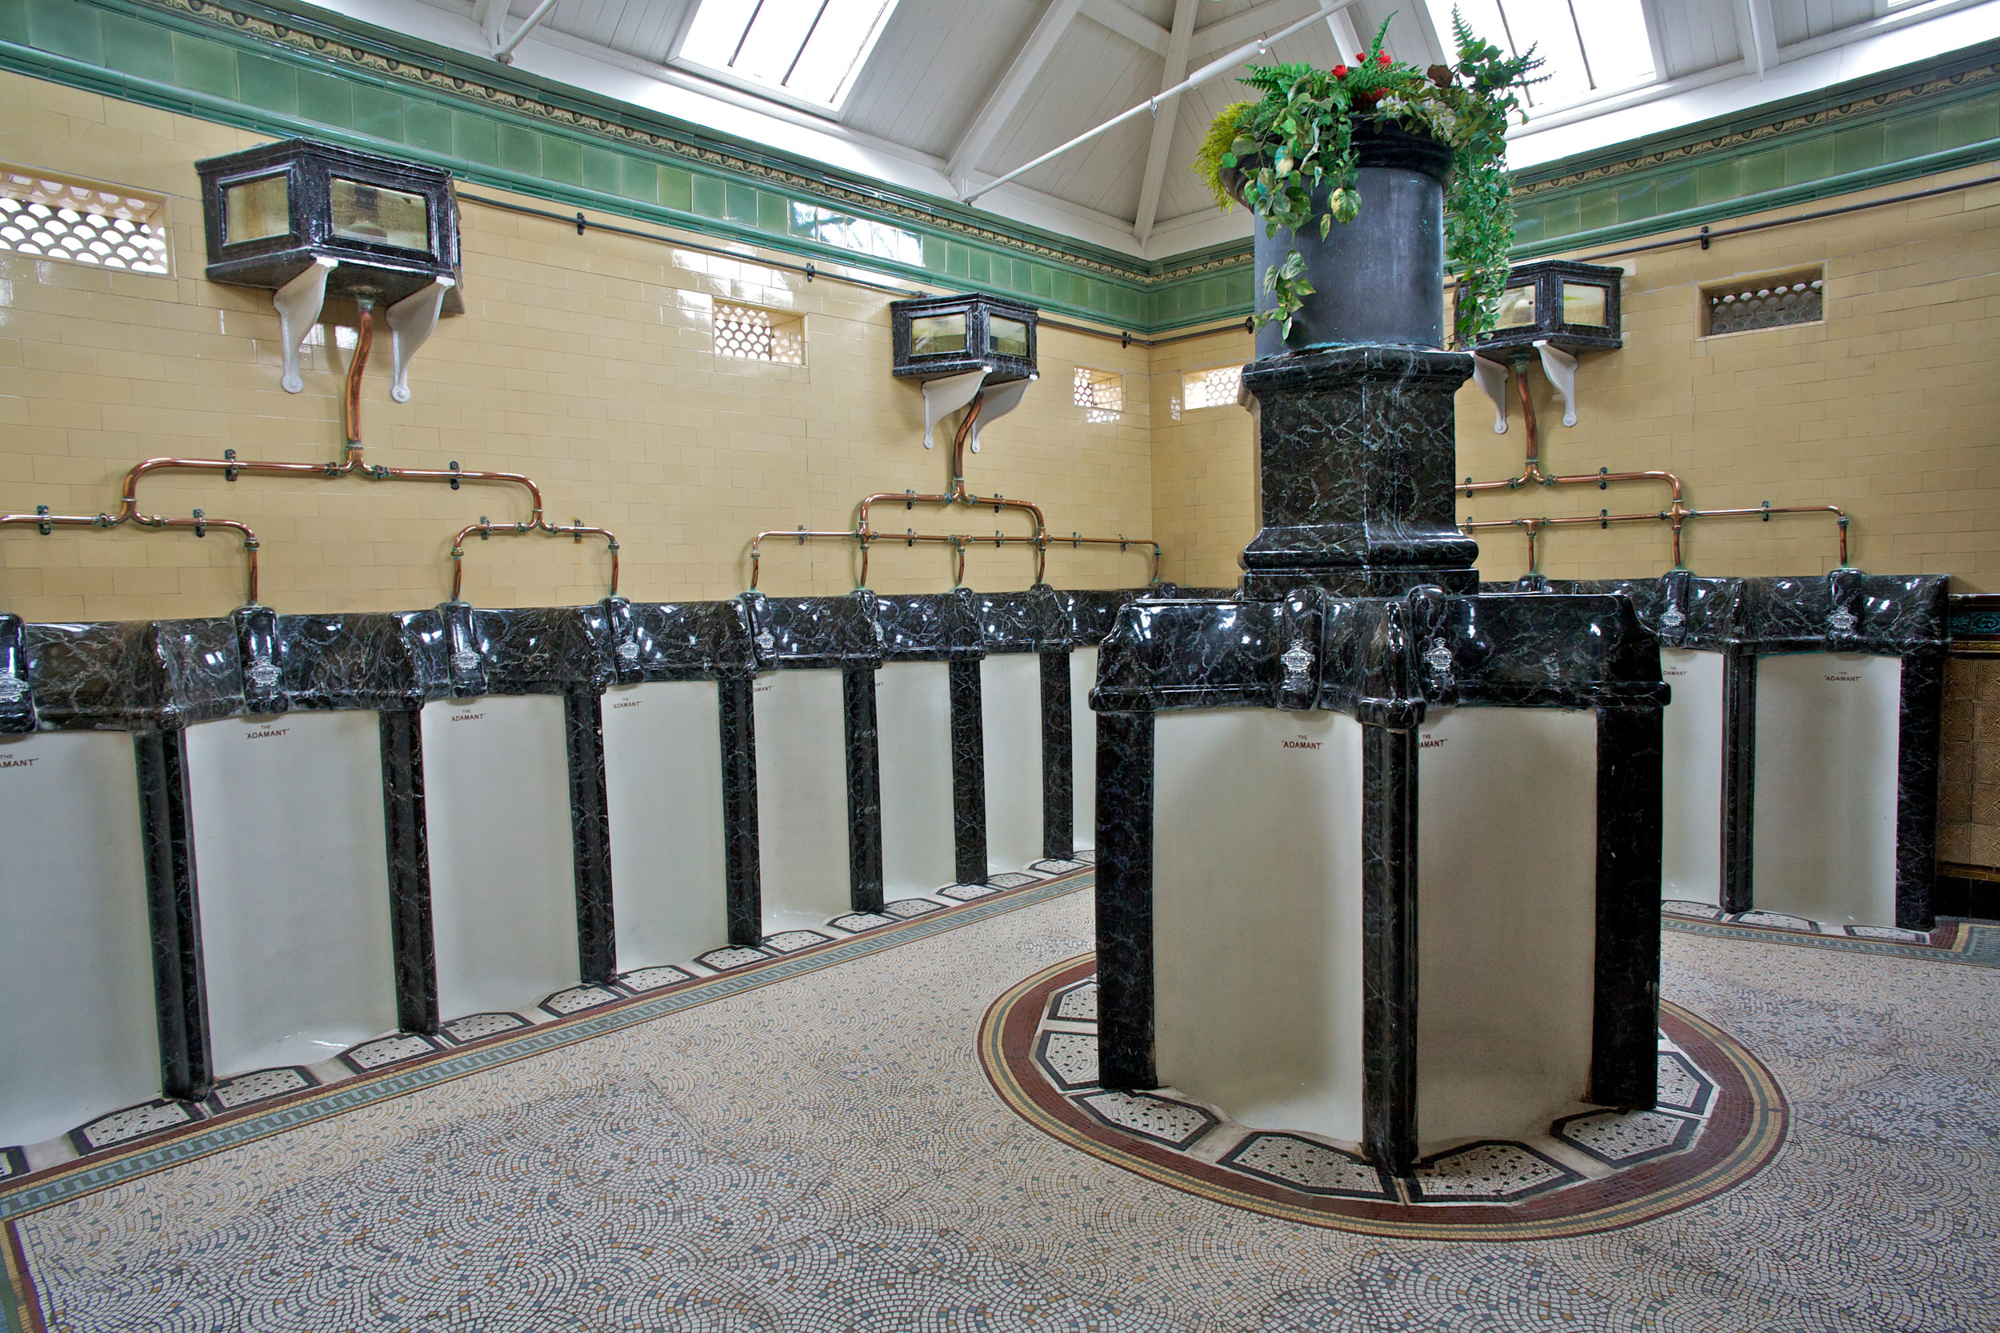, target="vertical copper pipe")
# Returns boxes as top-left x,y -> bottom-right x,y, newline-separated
950,393 -> 985,498
1515,361 -> 1540,477
345,303 -> 374,445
